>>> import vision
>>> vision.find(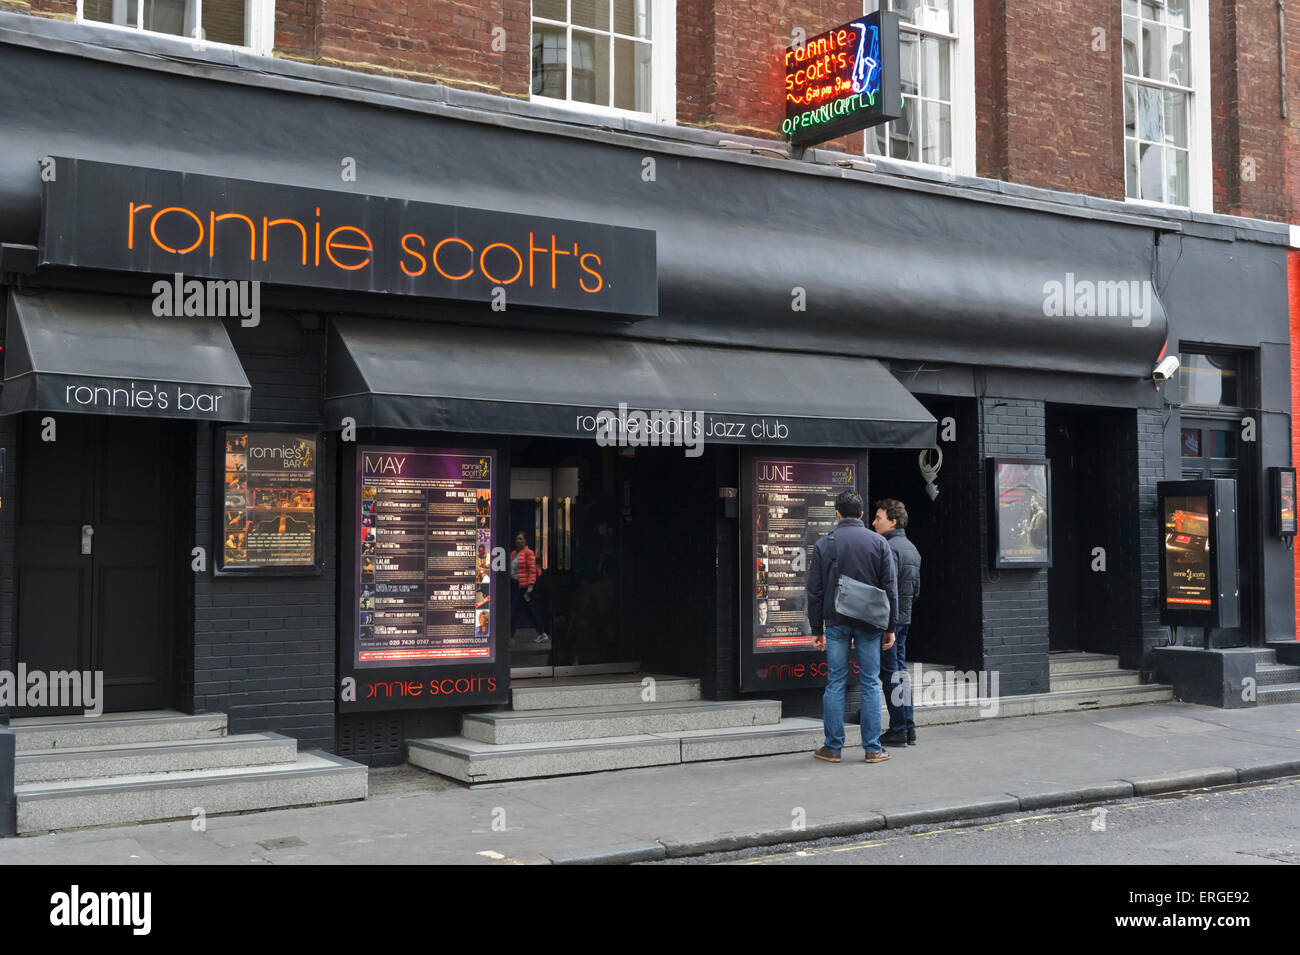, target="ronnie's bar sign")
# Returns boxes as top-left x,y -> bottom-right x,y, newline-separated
783,11 -> 902,146
39,158 -> 658,317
